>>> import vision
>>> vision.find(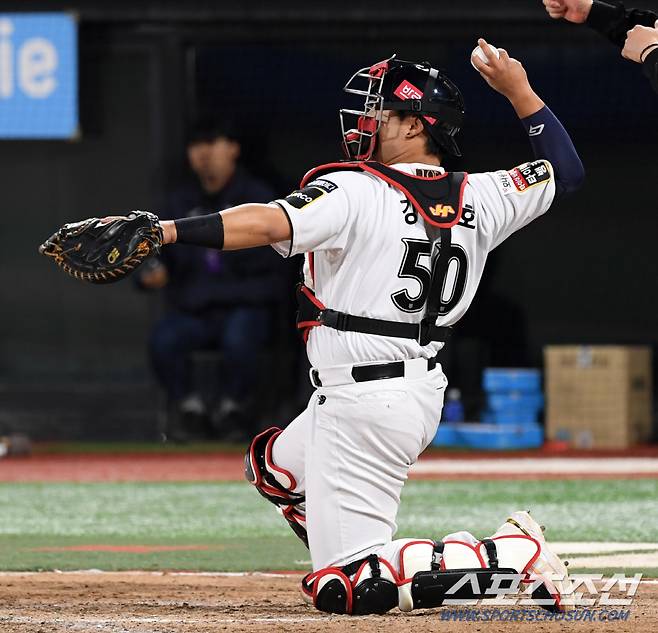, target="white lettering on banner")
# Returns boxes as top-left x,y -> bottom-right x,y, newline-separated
0,19 -> 58,100
19,37 -> 58,98
0,19 -> 13,98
